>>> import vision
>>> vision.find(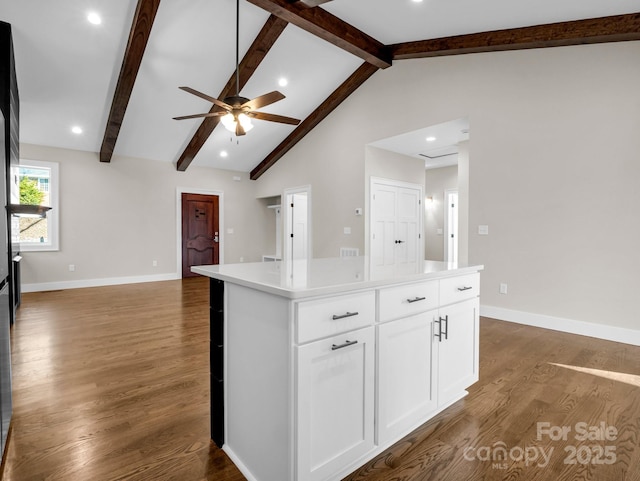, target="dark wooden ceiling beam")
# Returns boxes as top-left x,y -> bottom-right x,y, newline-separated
294,0 -> 333,6
247,0 -> 391,68
100,0 -> 161,163
176,15 -> 288,172
391,12 -> 640,60
250,62 -> 379,180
